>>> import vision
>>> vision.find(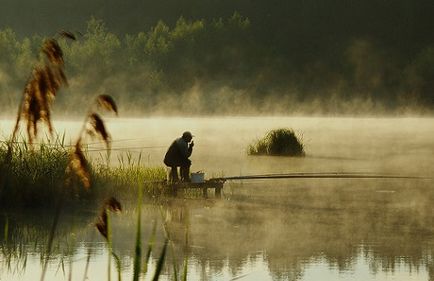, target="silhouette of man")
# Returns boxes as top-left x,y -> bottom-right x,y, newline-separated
164,131 -> 194,182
